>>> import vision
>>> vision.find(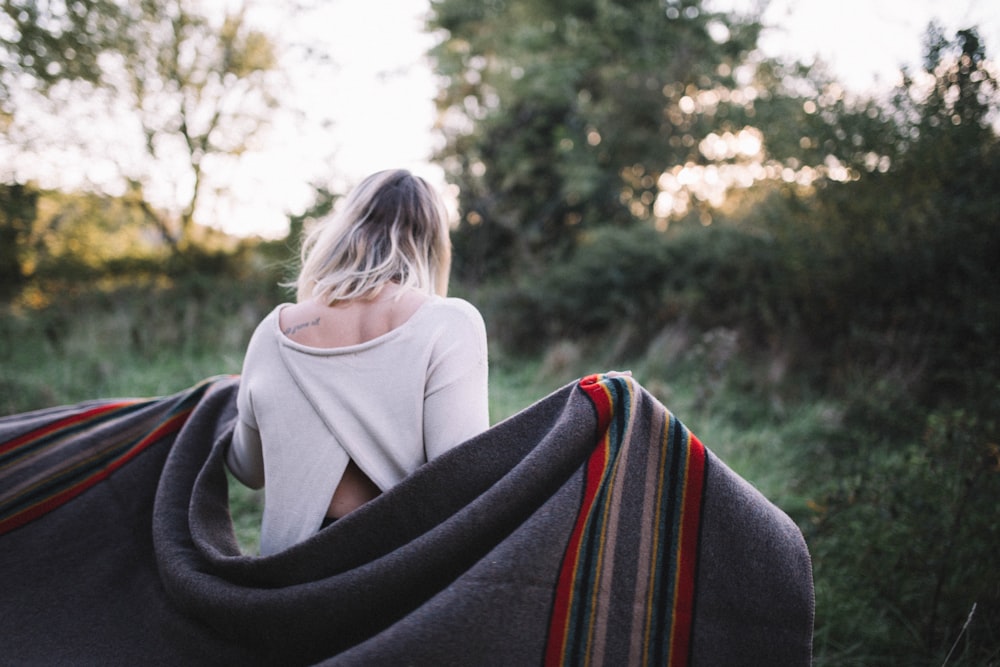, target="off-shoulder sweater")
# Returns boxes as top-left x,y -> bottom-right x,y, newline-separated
227,297 -> 489,555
